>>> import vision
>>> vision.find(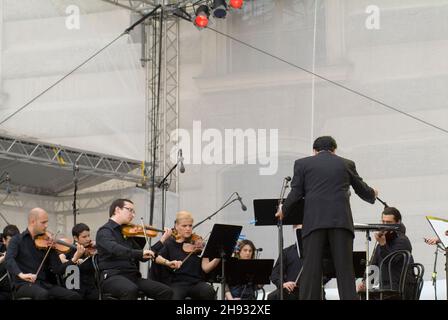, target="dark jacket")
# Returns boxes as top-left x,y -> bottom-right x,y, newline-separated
270,244 -> 303,288
371,224 -> 413,289
282,151 -> 376,238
